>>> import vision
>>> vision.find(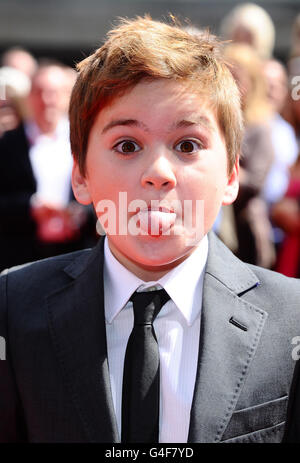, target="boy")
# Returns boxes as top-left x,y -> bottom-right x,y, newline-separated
1,16 -> 300,443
